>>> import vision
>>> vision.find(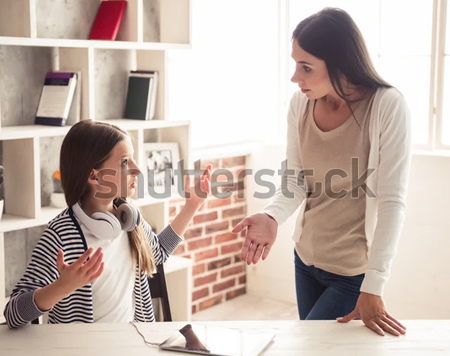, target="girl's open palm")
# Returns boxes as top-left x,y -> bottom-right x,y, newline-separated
185,164 -> 212,209
56,247 -> 104,294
